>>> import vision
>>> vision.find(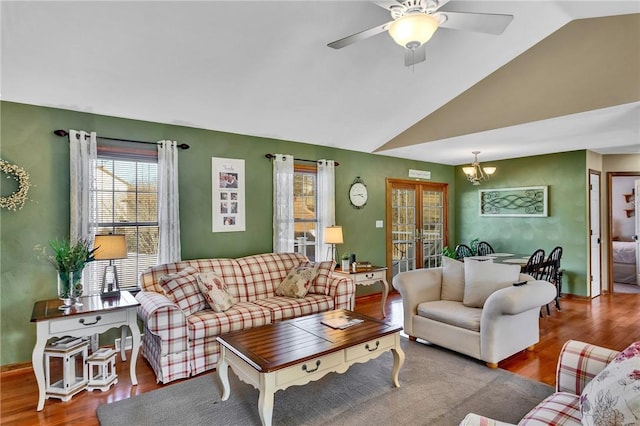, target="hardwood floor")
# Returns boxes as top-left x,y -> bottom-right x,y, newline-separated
2,291 -> 639,425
